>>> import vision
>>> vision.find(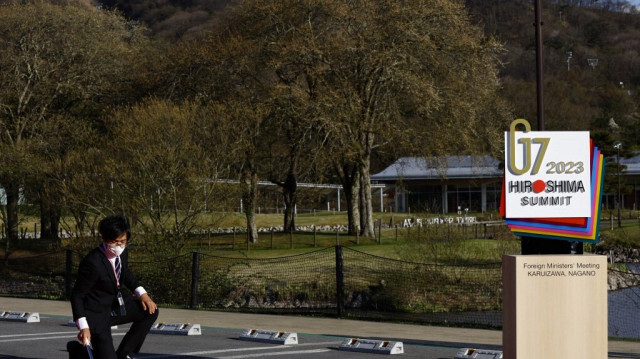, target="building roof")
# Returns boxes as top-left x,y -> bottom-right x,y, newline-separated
371,152 -> 640,183
371,155 -> 502,181
620,153 -> 640,175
